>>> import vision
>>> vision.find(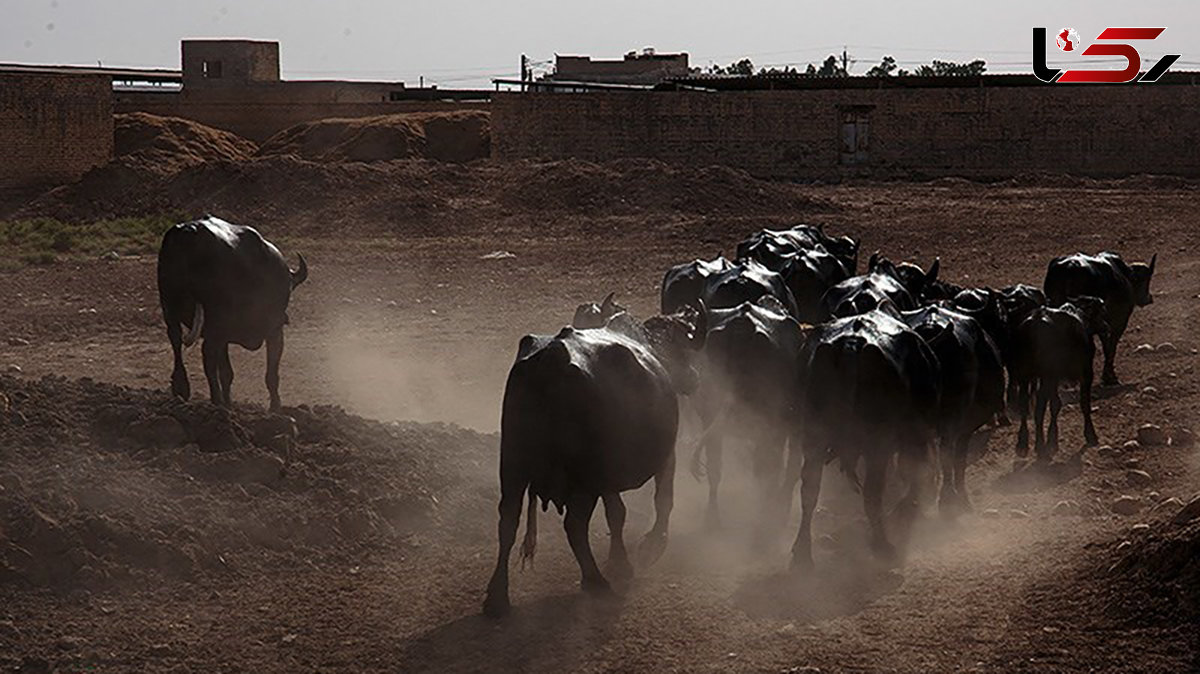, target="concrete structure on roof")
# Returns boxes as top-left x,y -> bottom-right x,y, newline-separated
546,49 -> 689,86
